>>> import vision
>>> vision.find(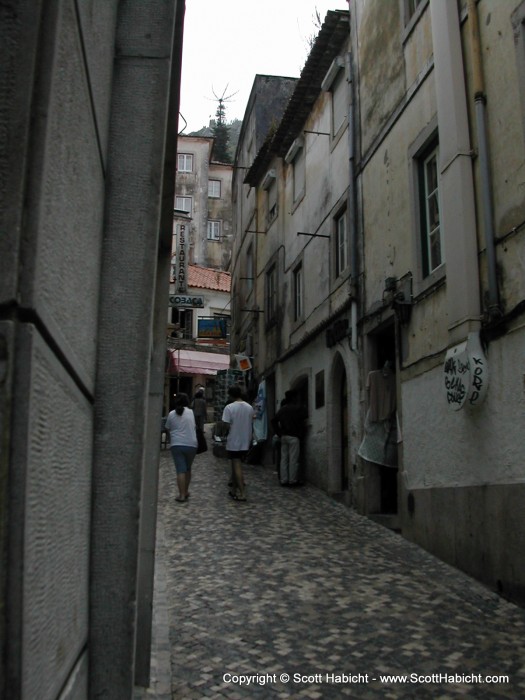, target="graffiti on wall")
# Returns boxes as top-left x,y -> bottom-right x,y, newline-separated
443,334 -> 488,411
